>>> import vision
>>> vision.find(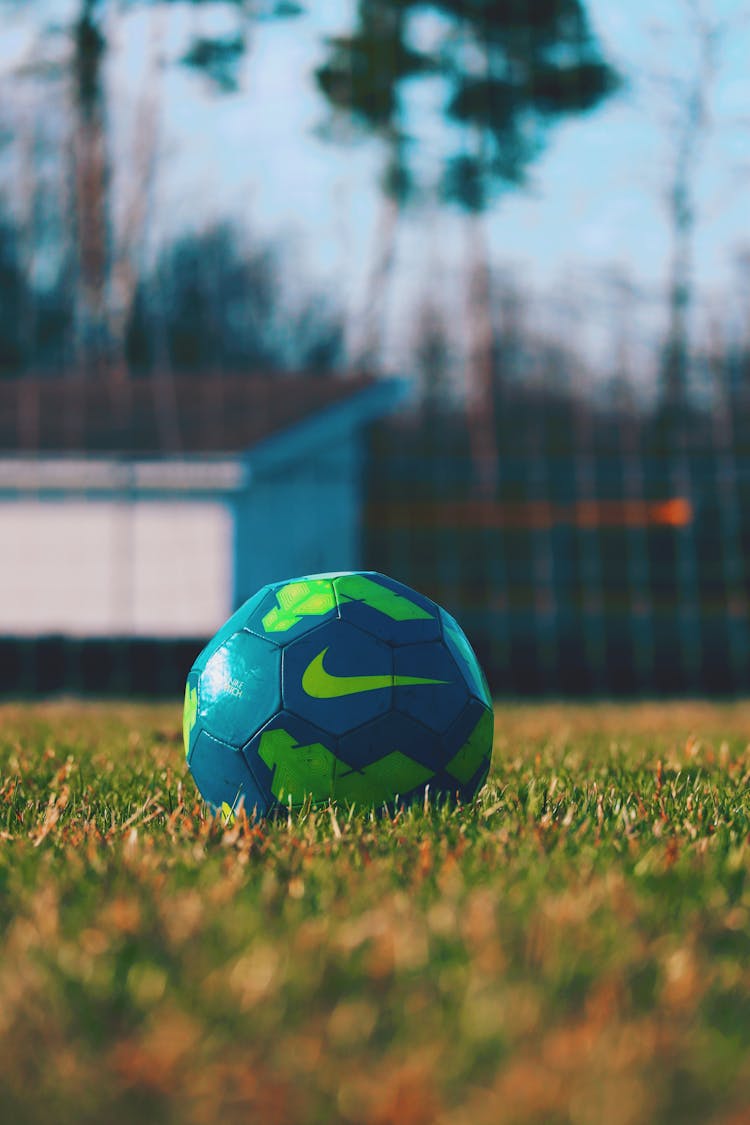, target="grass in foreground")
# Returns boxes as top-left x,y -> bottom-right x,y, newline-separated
1,701 -> 749,1125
